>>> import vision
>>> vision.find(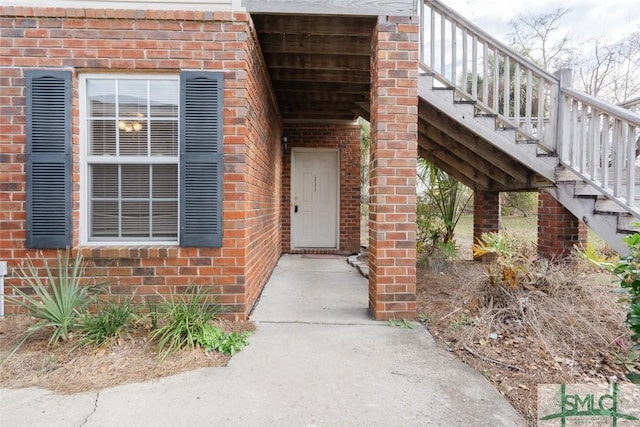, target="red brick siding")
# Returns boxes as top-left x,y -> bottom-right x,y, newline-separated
473,191 -> 500,262
368,16 -> 419,320
0,6 -> 281,319
280,123 -> 361,254
538,189 -> 587,259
